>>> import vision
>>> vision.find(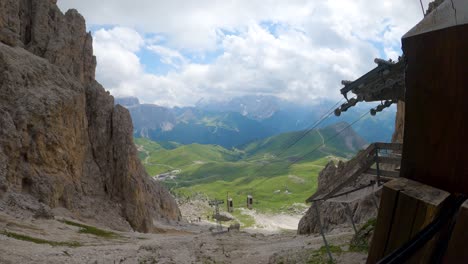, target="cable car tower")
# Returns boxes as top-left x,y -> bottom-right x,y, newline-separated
334,57 -> 405,117
208,199 -> 224,231
247,195 -> 253,209
227,197 -> 233,213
